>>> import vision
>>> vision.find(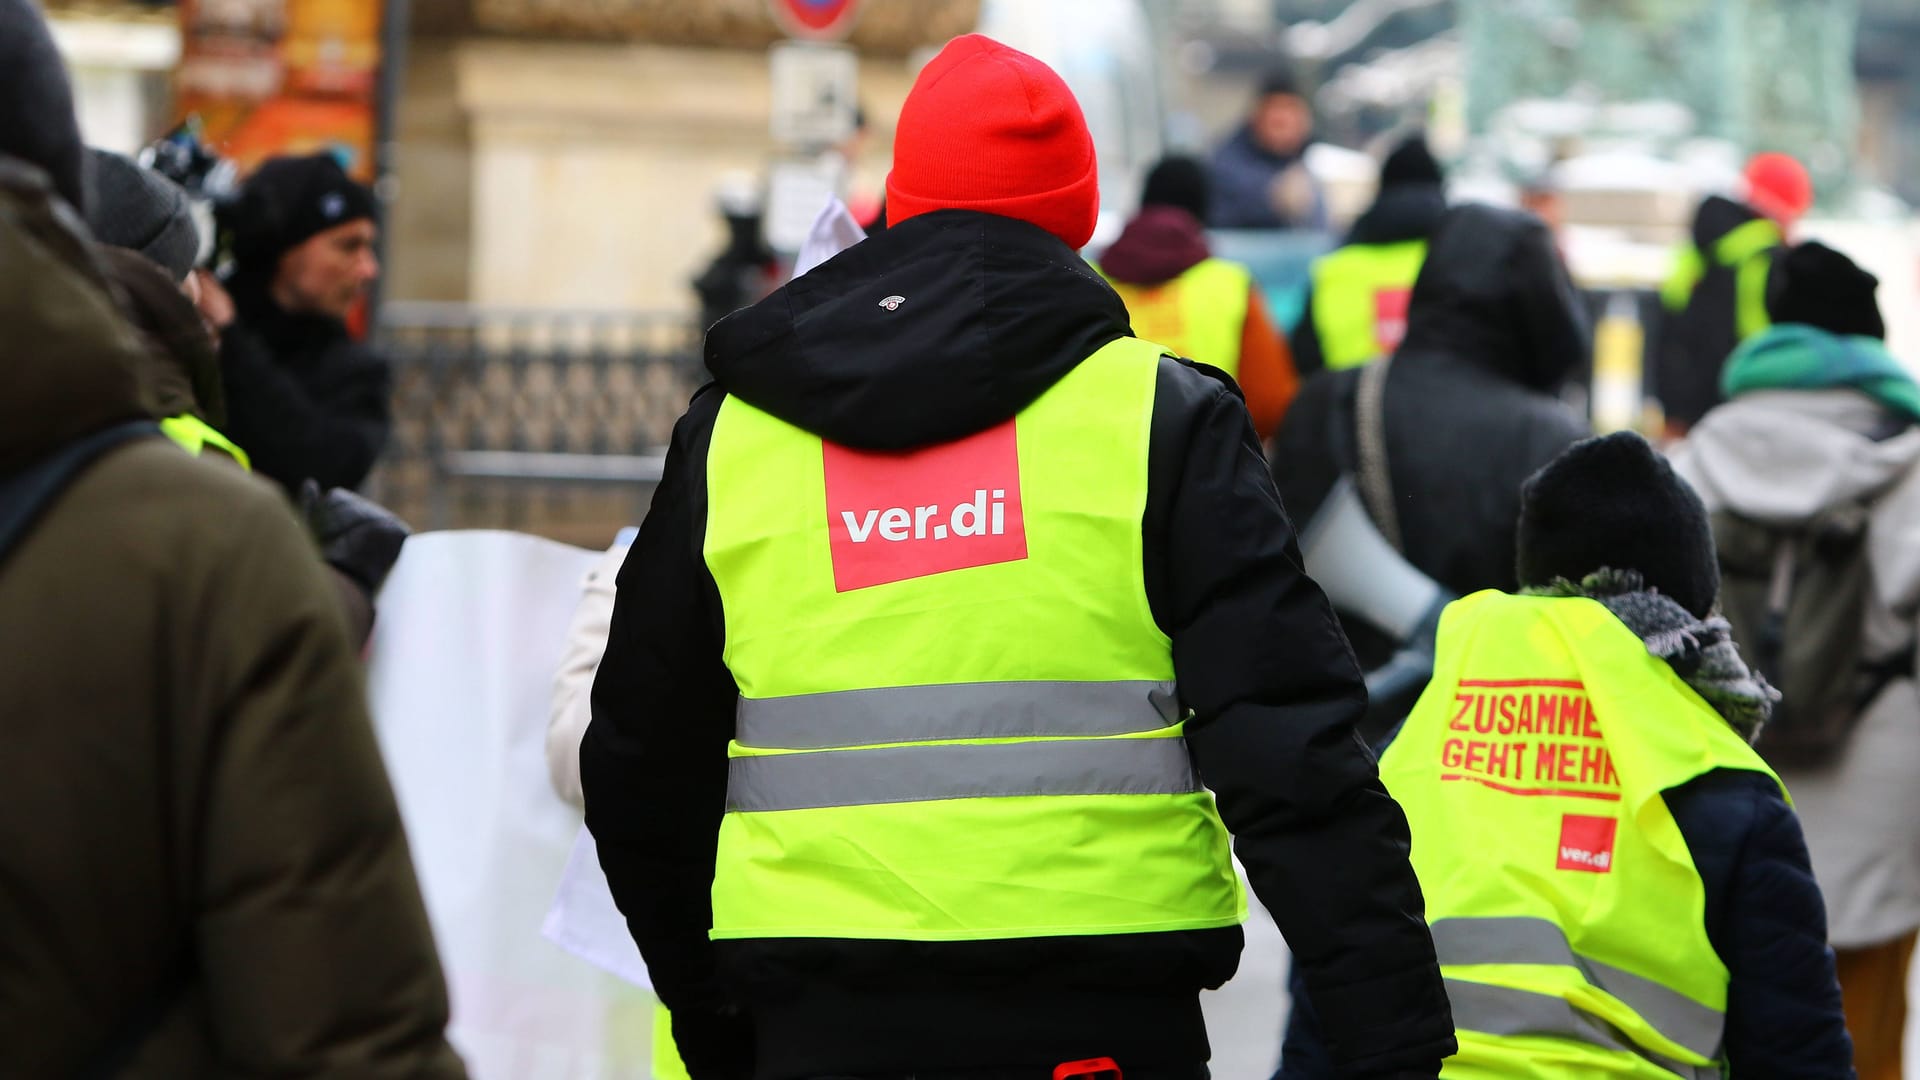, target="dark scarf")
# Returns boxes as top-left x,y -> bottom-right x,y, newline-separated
1522,568 -> 1777,741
